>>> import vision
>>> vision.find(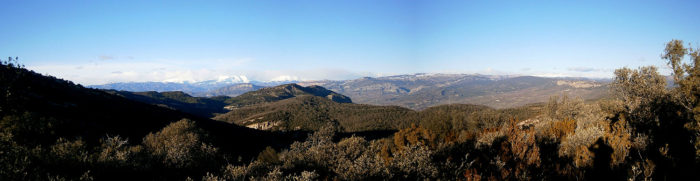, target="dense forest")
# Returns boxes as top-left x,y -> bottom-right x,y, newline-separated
2,40 -> 700,180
